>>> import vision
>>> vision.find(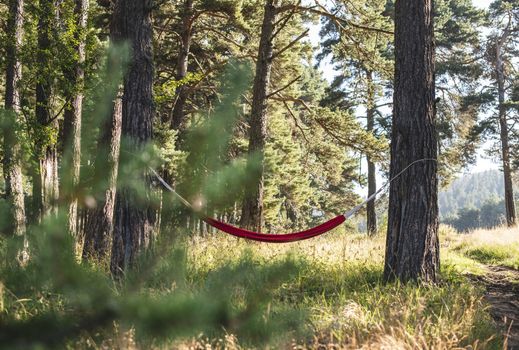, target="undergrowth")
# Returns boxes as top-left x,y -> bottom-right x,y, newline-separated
0,223 -> 506,349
